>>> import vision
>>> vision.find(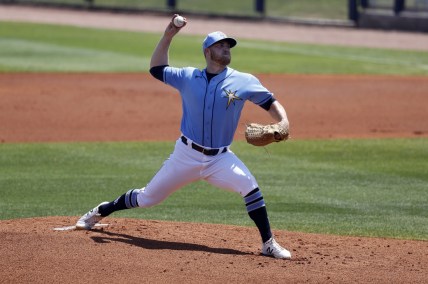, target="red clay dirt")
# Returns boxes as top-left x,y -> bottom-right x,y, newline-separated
0,217 -> 427,284
1,73 -> 428,143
